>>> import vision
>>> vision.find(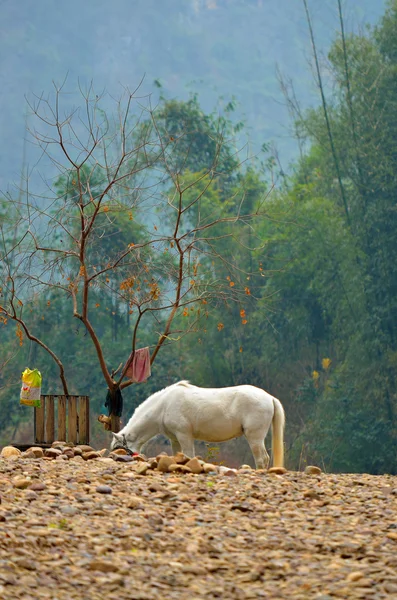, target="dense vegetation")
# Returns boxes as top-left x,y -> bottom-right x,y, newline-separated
1,1 -> 397,474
